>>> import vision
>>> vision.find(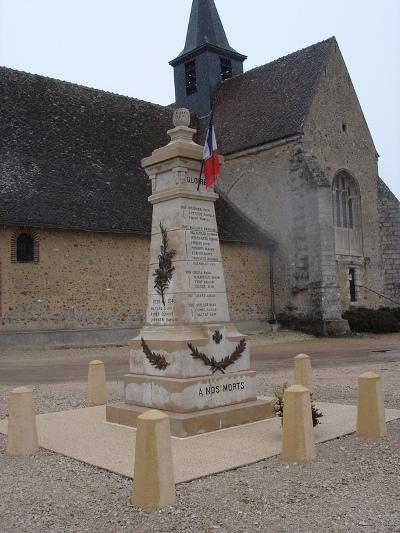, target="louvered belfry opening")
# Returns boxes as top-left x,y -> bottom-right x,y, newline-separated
185,60 -> 197,95
220,57 -> 232,81
170,0 -> 246,116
